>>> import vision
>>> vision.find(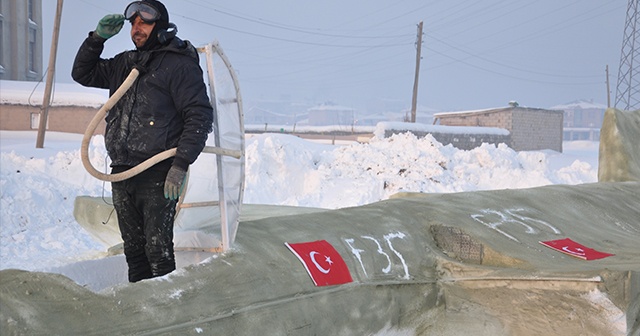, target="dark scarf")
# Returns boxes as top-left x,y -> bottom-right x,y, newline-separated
137,24 -> 163,51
